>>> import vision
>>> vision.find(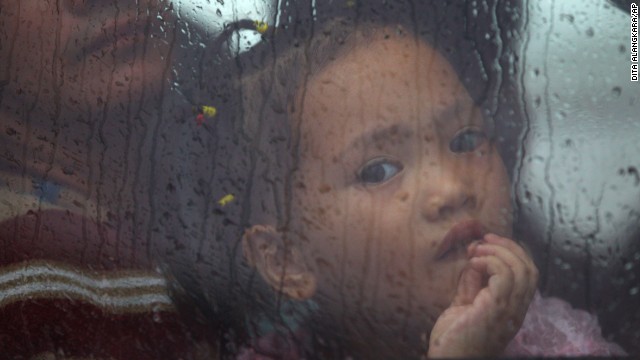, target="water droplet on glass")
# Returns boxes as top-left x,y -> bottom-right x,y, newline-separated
561,13 -> 575,23
605,212 -> 613,222
534,96 -> 541,107
611,86 -> 621,97
585,27 -> 594,37
271,102 -> 285,114
216,9 -> 222,17
630,286 -> 639,296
